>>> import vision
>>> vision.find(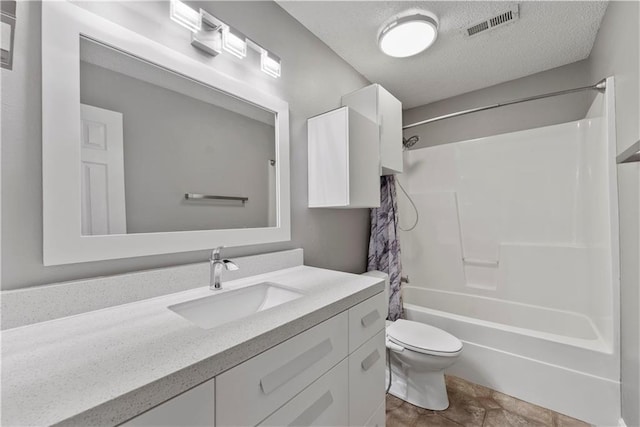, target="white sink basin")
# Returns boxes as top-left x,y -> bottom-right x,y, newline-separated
168,282 -> 304,329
